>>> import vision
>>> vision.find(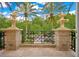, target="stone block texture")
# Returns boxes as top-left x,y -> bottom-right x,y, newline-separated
4,30 -> 22,50
55,30 -> 71,51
